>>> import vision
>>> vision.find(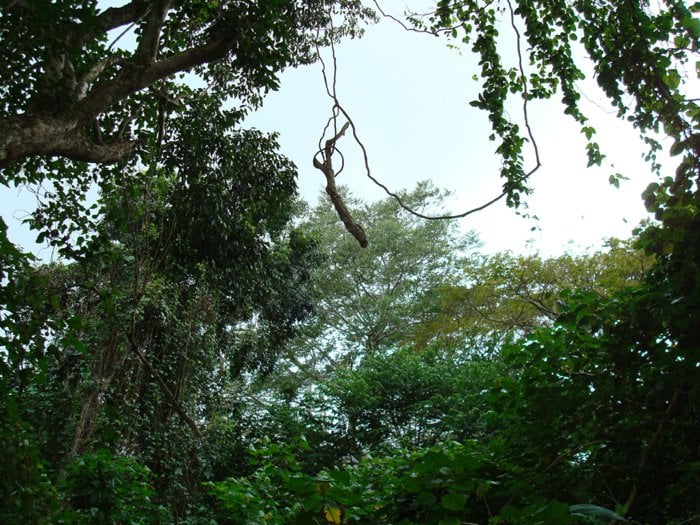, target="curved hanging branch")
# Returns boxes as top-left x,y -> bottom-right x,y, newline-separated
313,120 -> 368,247
313,0 -> 542,234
